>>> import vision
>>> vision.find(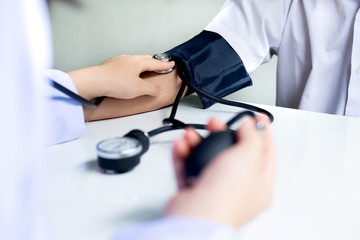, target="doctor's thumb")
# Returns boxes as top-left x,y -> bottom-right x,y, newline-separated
136,80 -> 163,97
